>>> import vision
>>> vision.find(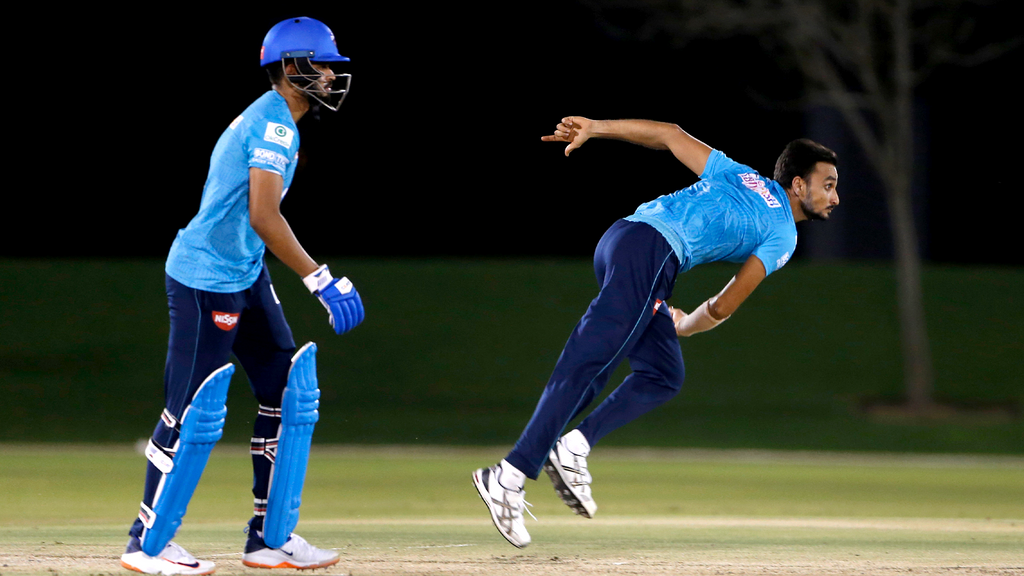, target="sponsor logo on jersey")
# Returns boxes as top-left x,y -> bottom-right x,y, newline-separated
739,173 -> 782,208
777,251 -> 791,269
212,311 -> 240,331
229,115 -> 244,130
264,122 -> 295,148
252,148 -> 288,173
